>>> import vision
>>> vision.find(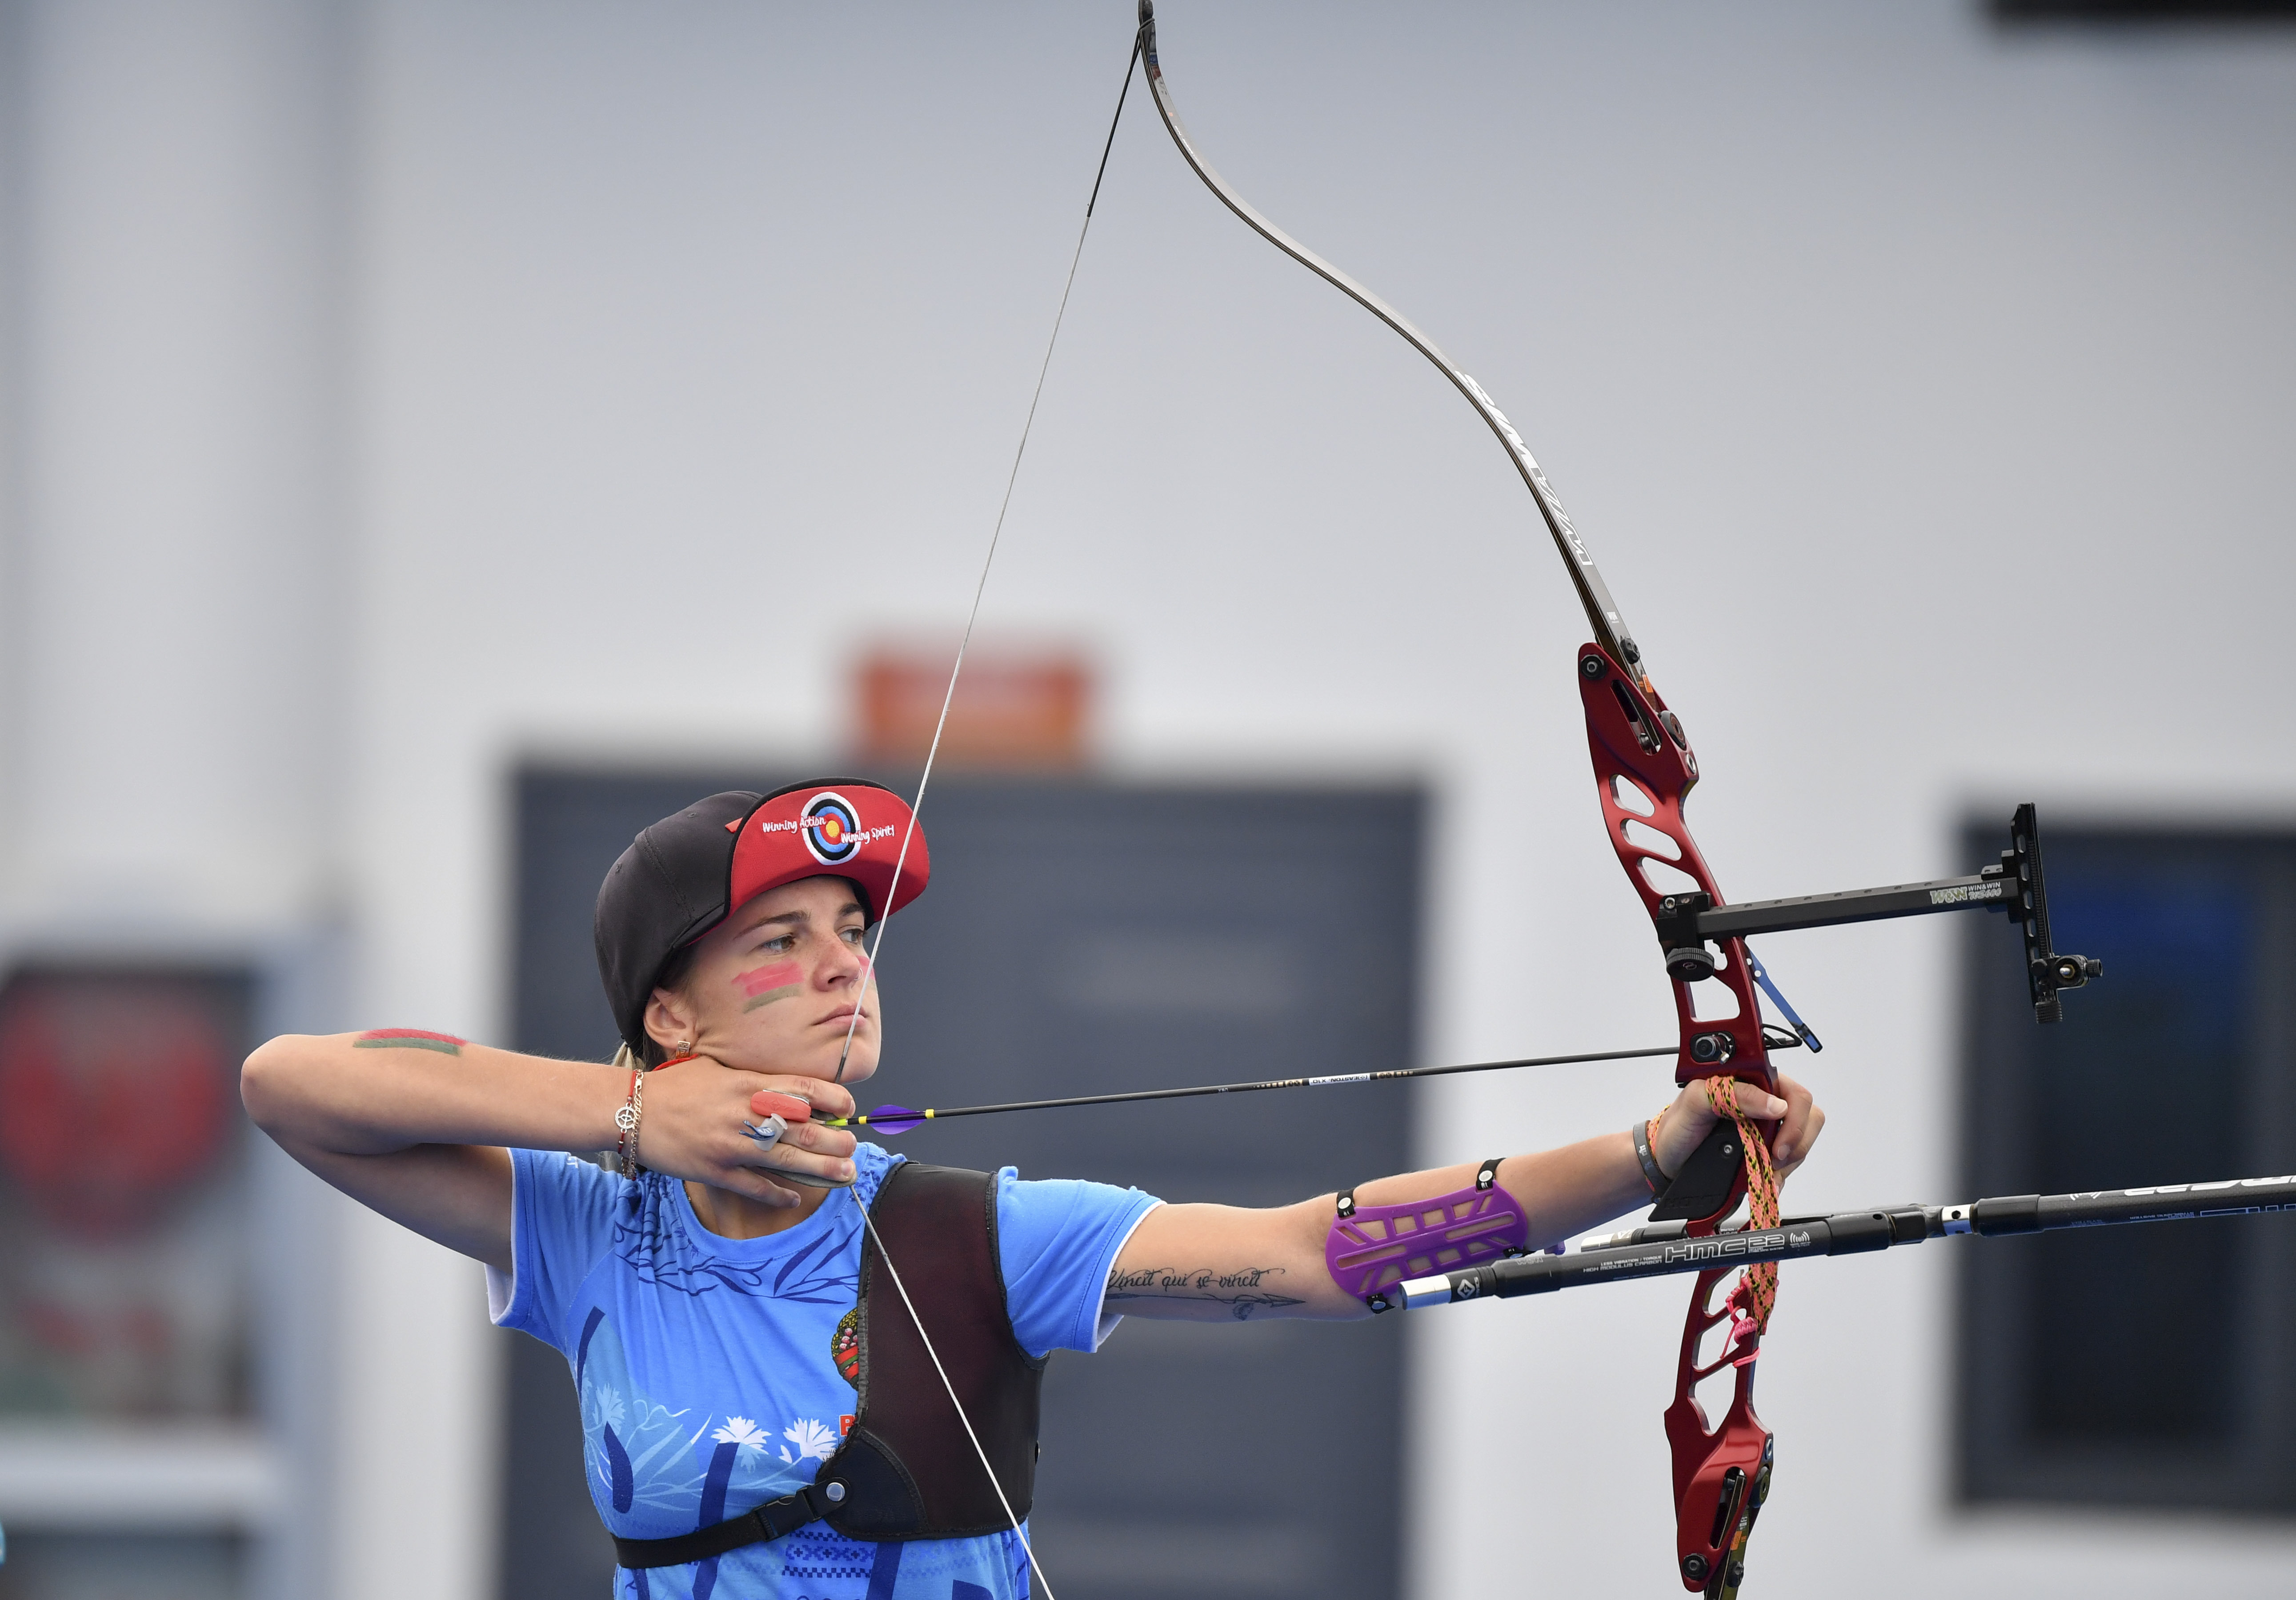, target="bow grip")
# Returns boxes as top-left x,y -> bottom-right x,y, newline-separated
1649,1121 -> 1753,1225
